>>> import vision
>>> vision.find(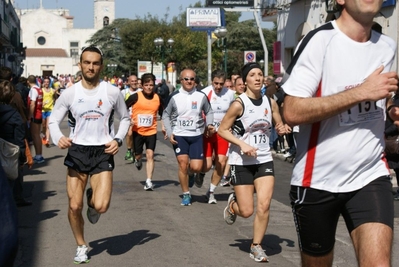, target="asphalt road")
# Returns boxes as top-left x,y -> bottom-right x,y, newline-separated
13,122 -> 399,267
